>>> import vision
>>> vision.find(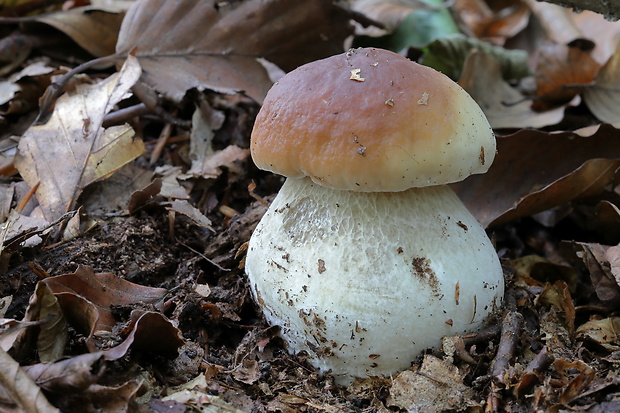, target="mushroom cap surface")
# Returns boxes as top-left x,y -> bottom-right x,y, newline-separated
250,47 -> 495,192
